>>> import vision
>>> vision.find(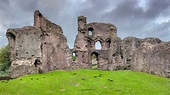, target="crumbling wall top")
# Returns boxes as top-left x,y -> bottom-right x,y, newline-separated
34,10 -> 62,34
86,22 -> 117,42
78,16 -> 86,21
